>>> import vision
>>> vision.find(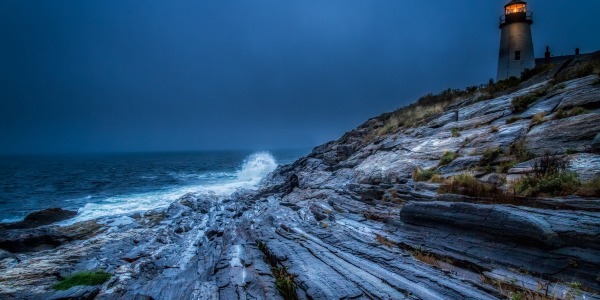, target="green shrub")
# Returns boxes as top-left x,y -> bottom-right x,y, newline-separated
451,128 -> 460,137
553,106 -> 587,119
513,171 -> 580,197
439,151 -> 458,166
509,140 -> 534,162
498,160 -> 516,173
438,173 -> 499,197
479,147 -> 503,166
52,271 -> 111,291
412,168 -> 438,182
512,94 -> 539,113
272,267 -> 297,299
578,176 -> 600,197
555,62 -> 596,83
513,153 -> 582,197
520,64 -> 554,82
